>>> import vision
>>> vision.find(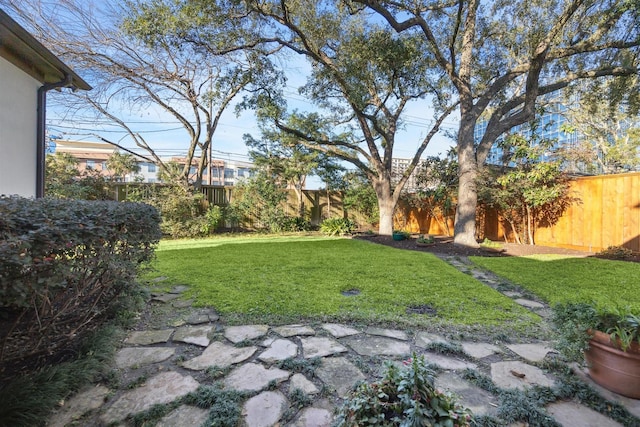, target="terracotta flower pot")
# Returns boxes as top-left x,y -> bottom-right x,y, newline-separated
584,330 -> 640,399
